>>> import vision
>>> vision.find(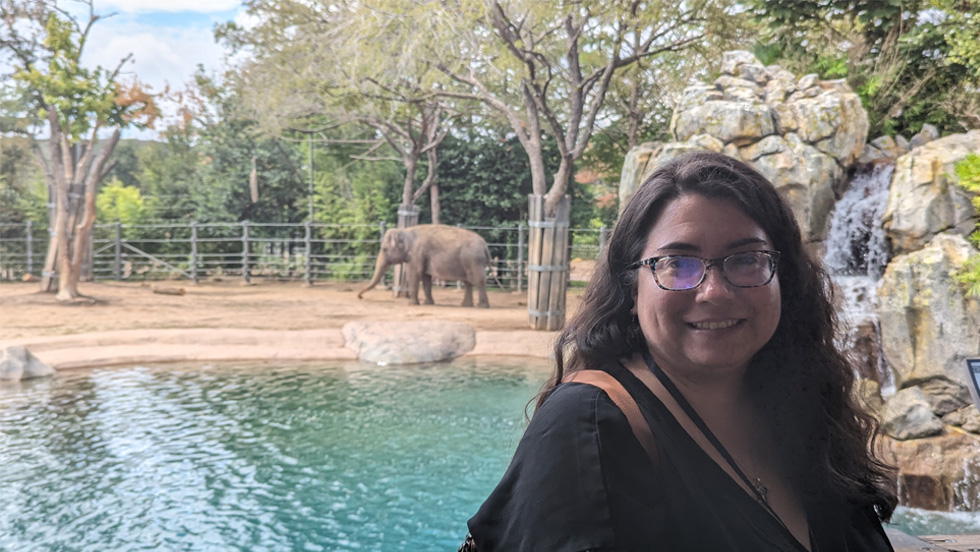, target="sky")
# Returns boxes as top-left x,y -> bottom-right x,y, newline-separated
72,0 -> 247,140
